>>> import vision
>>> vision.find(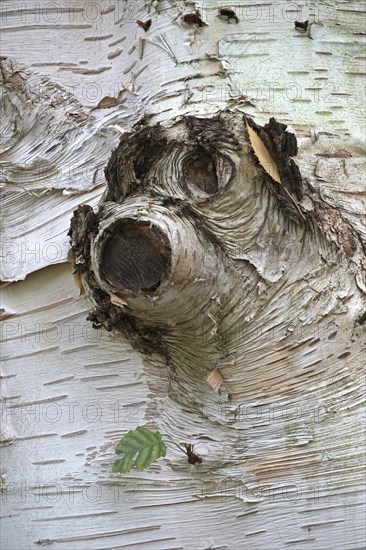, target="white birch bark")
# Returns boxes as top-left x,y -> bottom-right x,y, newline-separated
1,1 -> 365,549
